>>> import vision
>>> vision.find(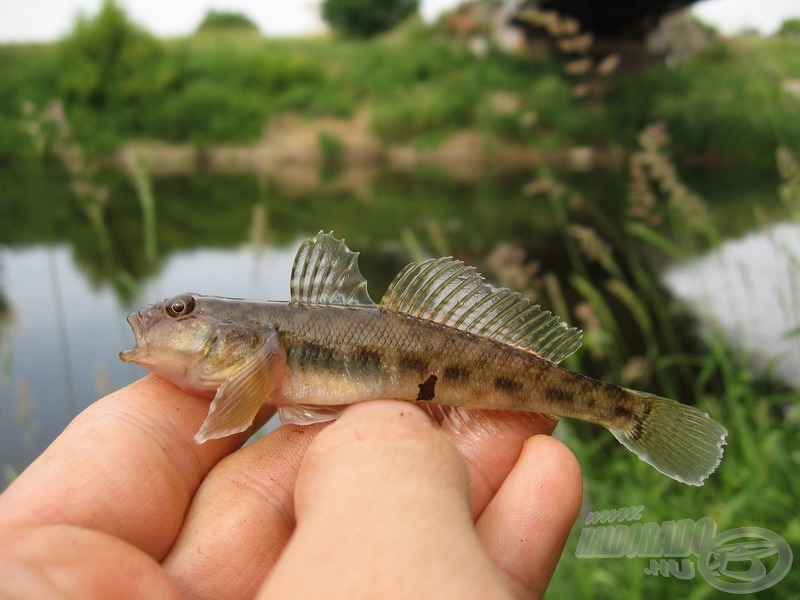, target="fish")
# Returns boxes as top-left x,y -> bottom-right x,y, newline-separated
120,231 -> 727,485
